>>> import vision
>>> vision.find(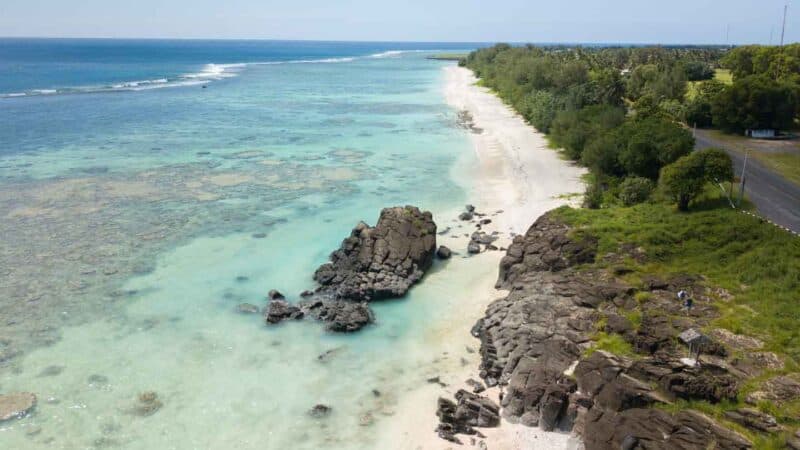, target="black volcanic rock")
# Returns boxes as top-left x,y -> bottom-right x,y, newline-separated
299,298 -> 374,332
455,212 -> 753,449
264,299 -> 303,324
313,205 -> 436,302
